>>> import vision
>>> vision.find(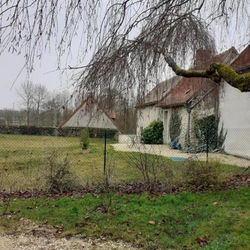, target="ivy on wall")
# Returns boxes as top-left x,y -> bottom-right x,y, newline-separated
169,110 -> 182,142
193,115 -> 226,152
